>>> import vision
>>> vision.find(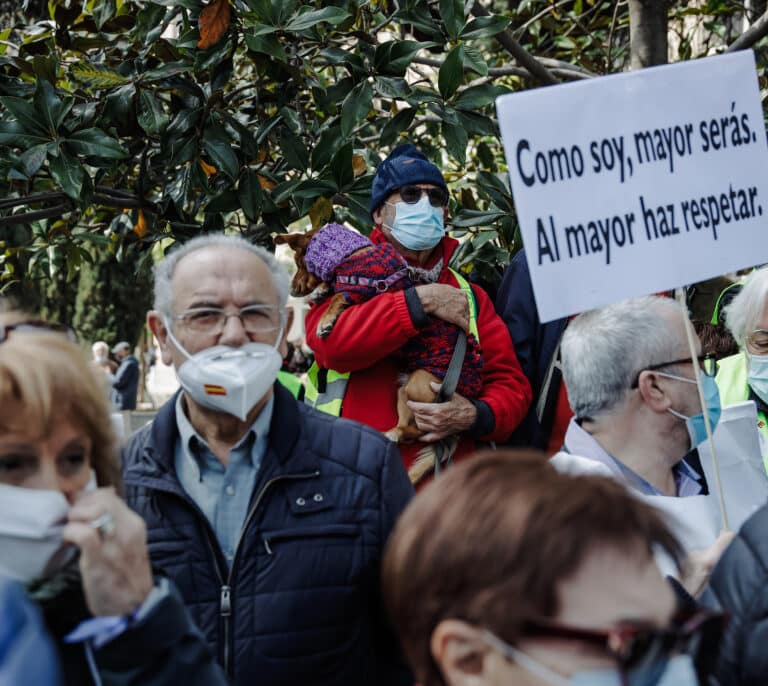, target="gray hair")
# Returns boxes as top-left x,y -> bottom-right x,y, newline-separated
153,233 -> 290,323
561,296 -> 686,419
723,268 -> 768,347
